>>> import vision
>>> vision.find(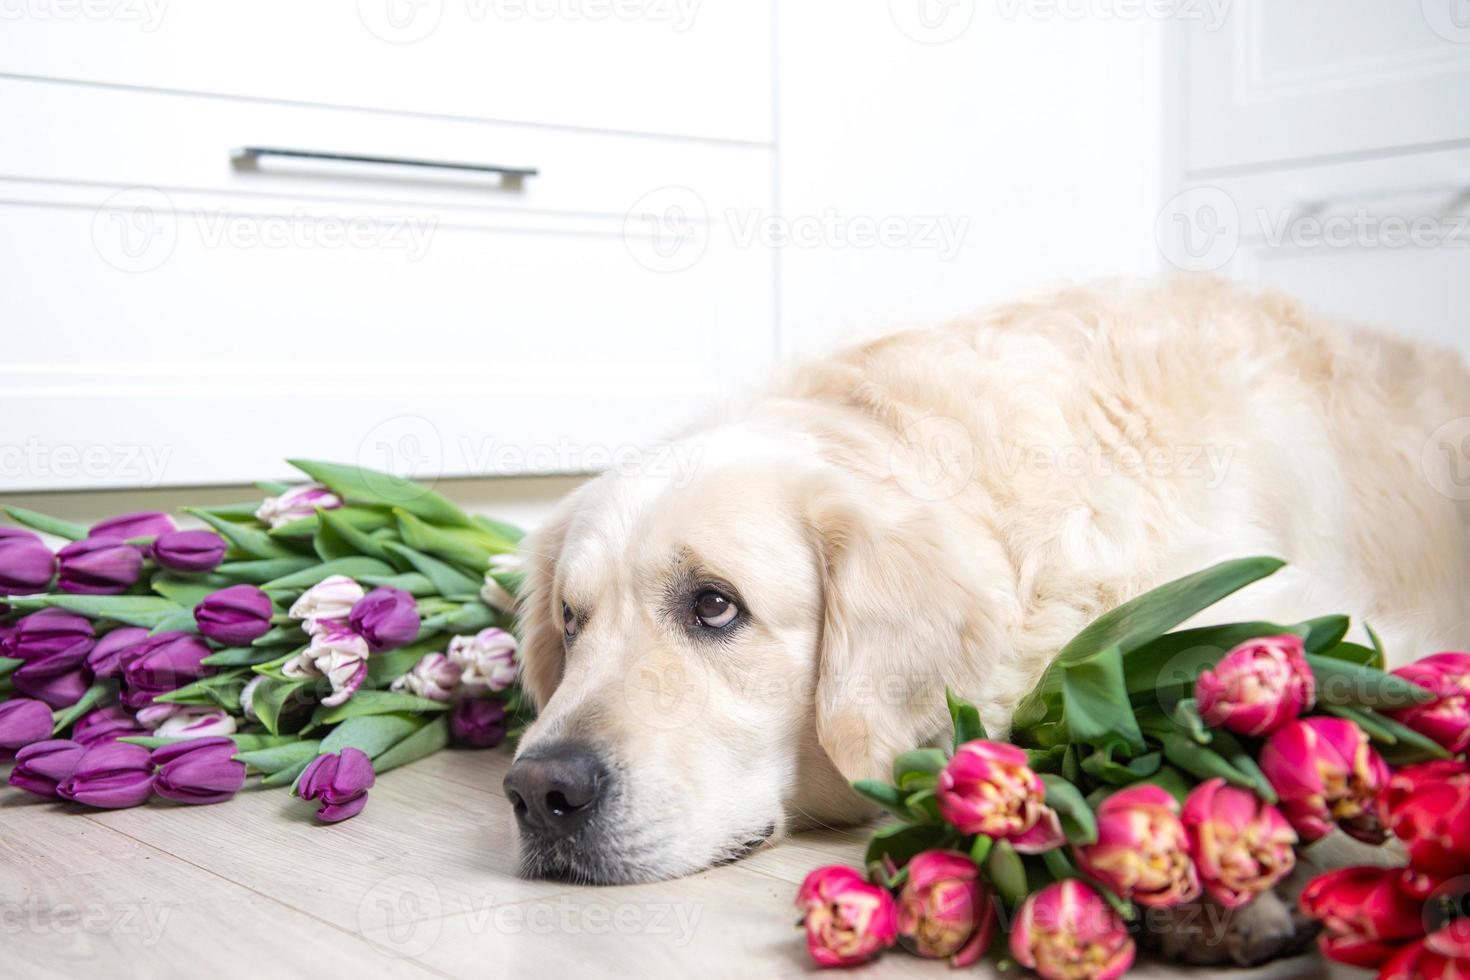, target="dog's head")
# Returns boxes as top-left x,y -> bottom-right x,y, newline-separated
504,425 -> 1011,883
